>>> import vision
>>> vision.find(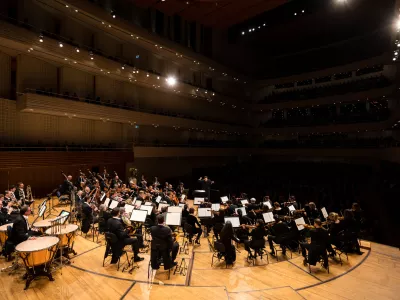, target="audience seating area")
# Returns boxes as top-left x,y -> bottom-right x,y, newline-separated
261,75 -> 390,104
